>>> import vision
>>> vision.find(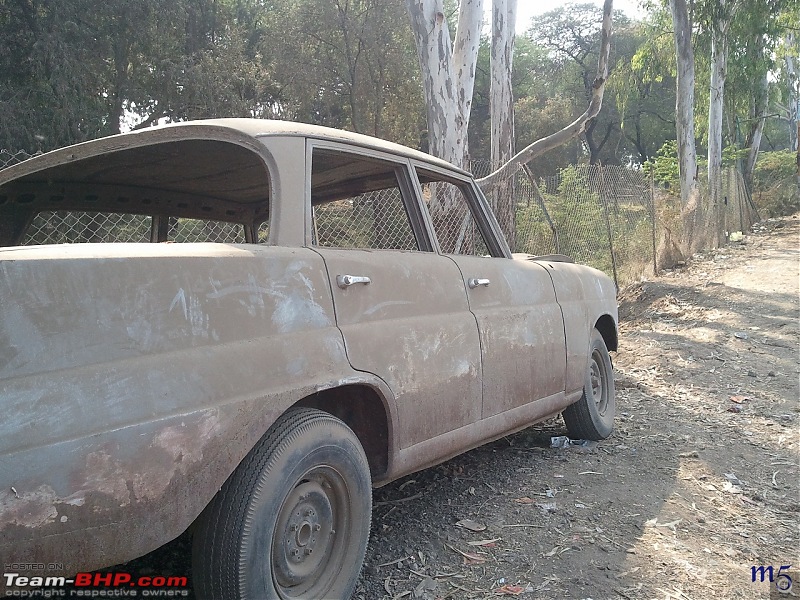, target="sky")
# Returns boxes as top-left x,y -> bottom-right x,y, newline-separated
512,0 -> 646,33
